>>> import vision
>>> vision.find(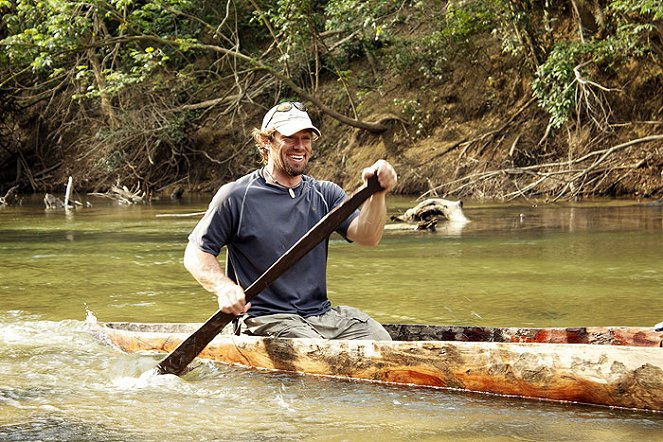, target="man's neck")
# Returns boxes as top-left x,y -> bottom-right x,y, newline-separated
264,165 -> 302,188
